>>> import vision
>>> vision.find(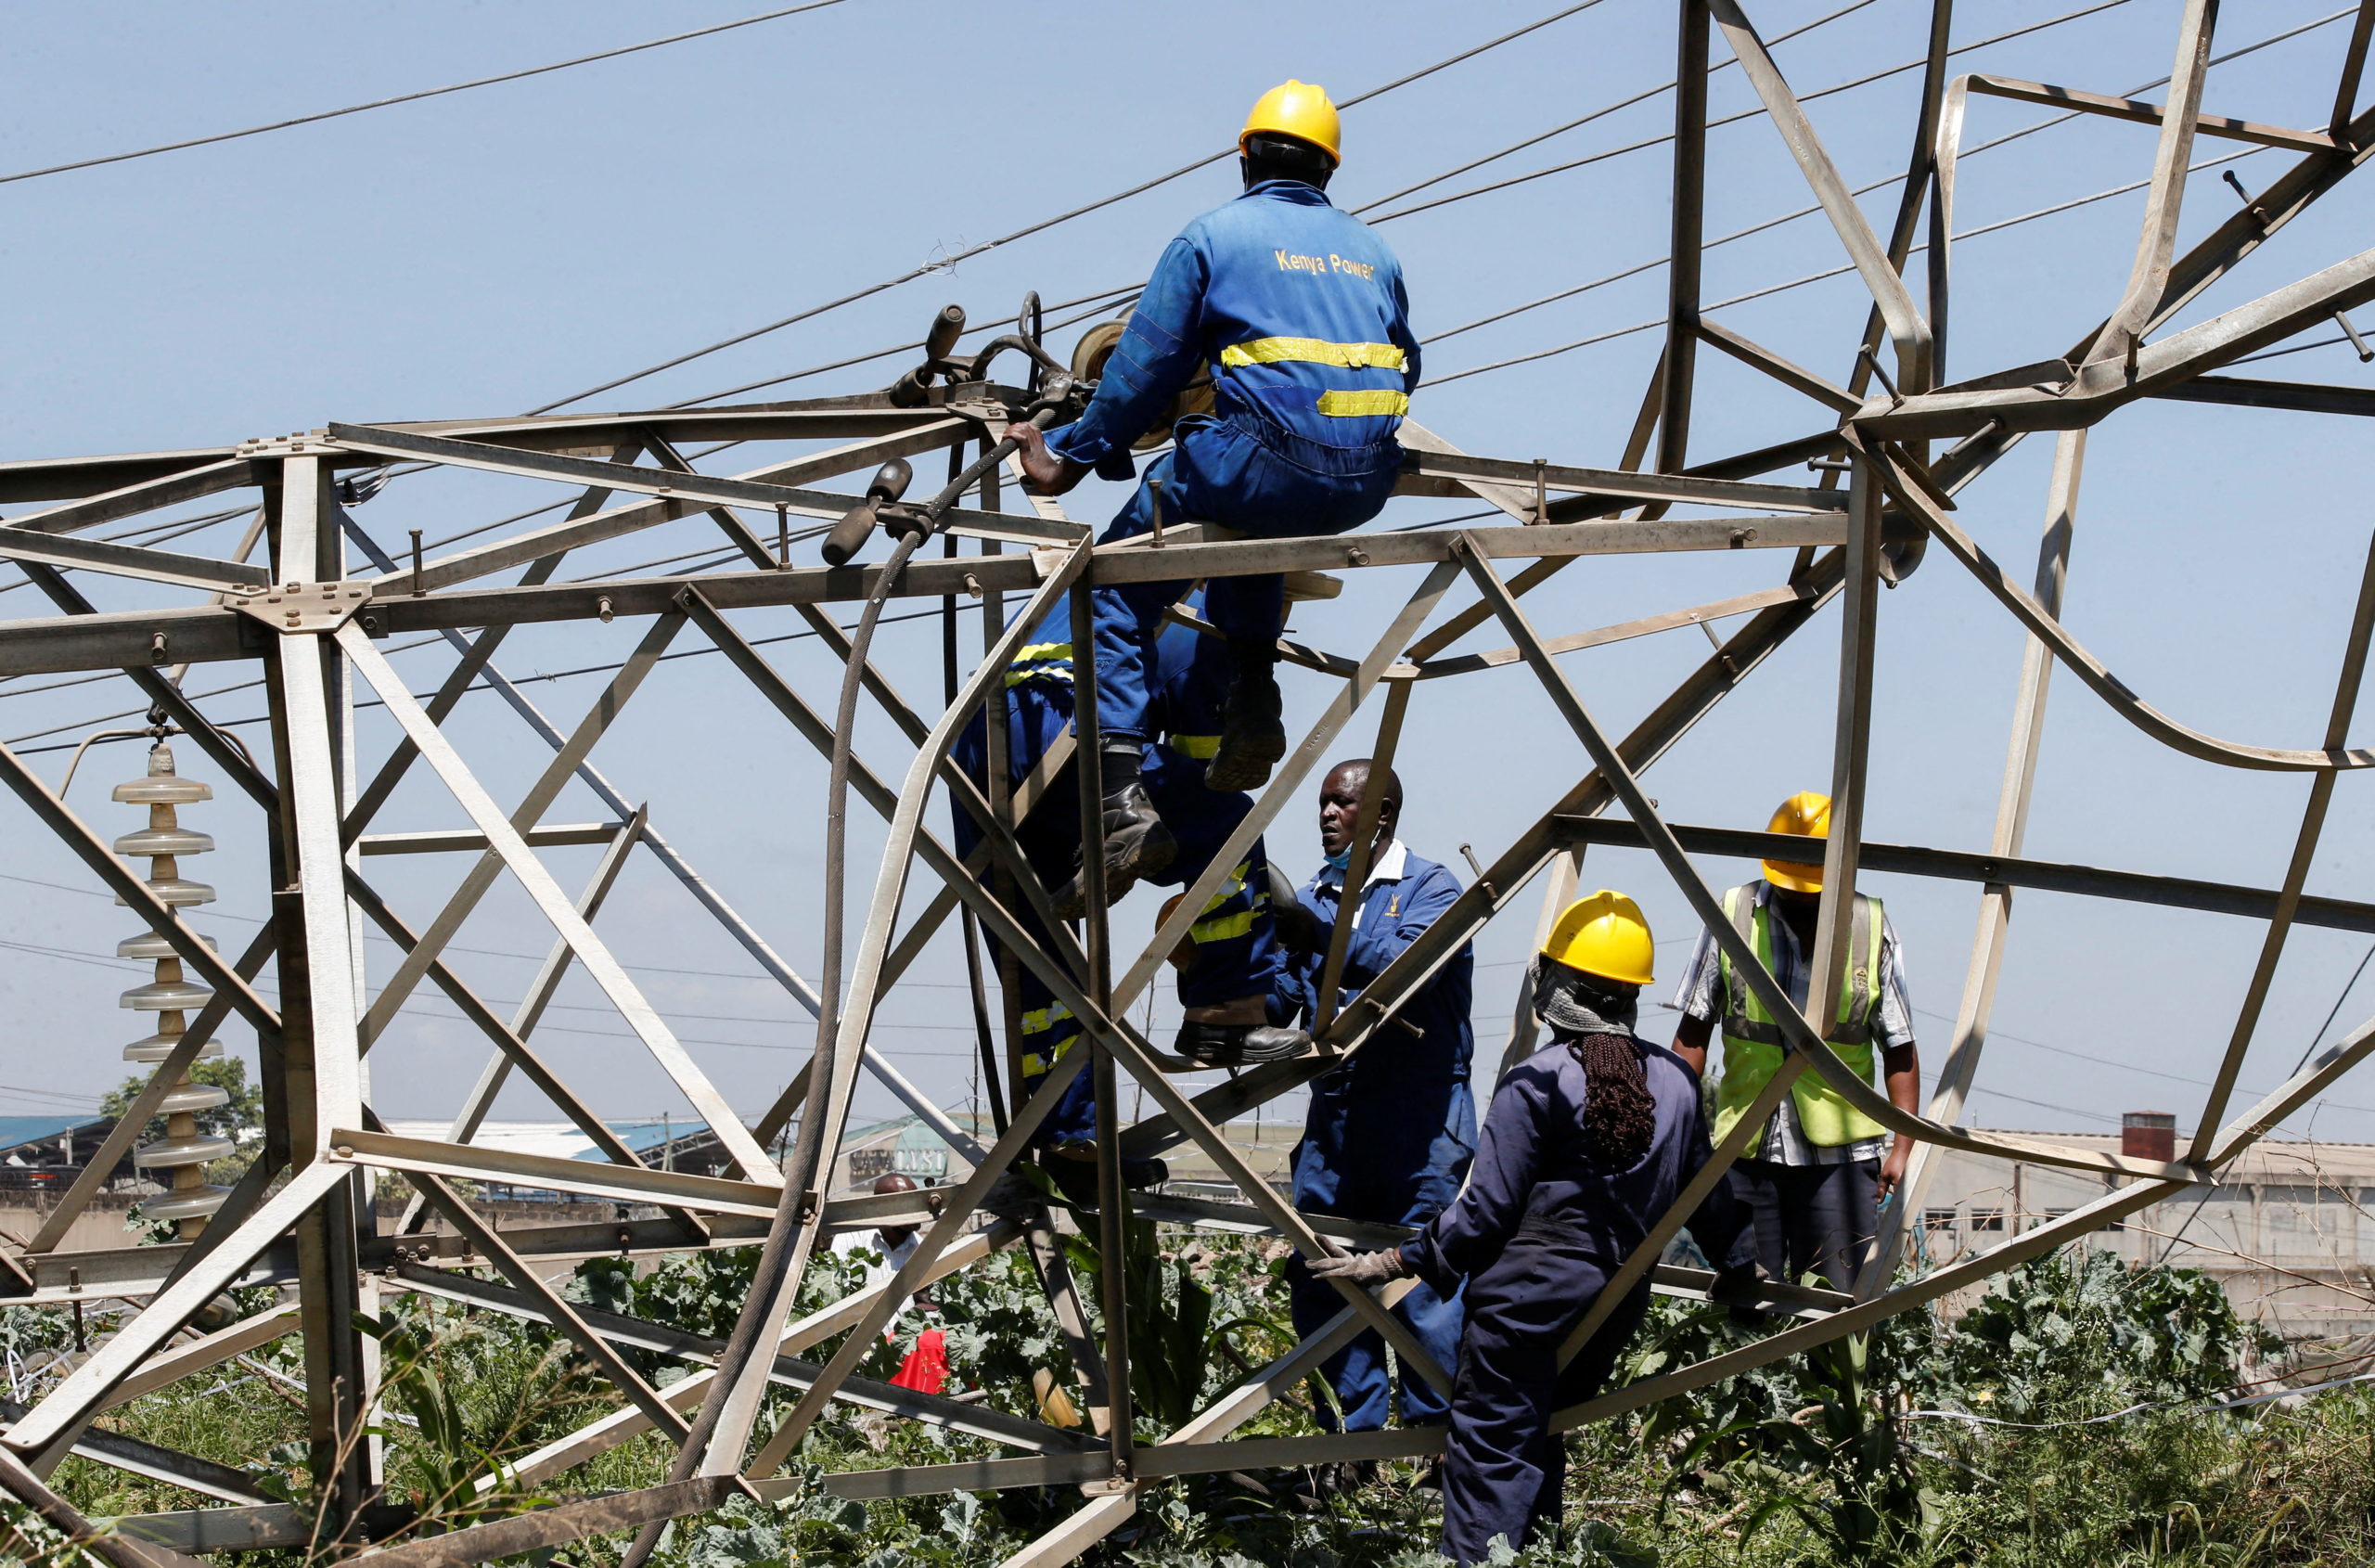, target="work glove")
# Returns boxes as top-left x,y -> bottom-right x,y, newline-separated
1306,1248 -> 1410,1285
